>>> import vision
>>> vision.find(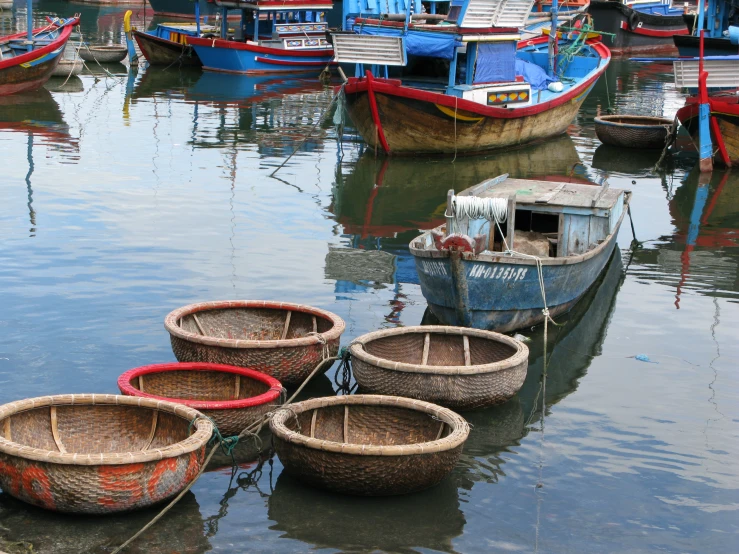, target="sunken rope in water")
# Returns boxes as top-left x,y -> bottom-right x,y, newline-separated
111,352 -> 340,554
